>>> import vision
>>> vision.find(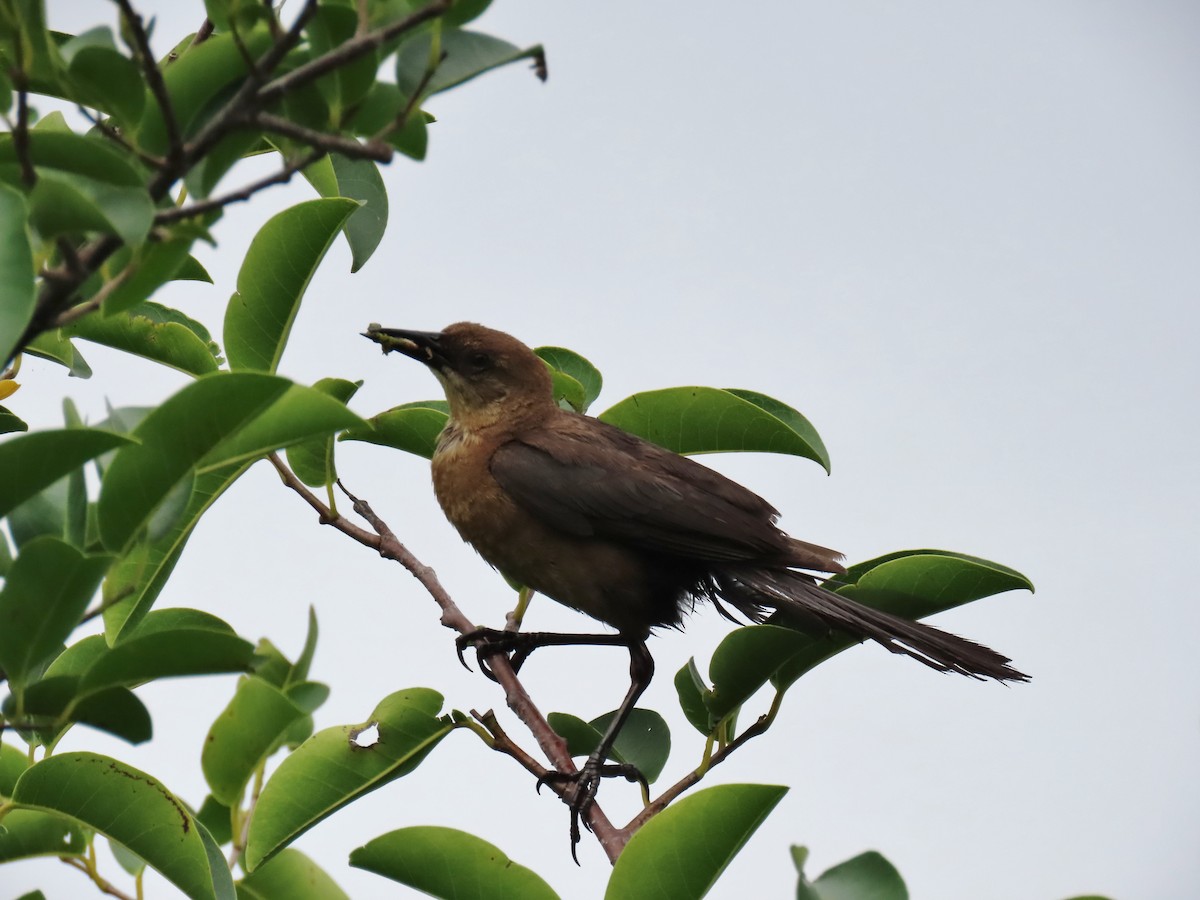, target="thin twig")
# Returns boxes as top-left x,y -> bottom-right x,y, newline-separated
50,264 -> 136,330
255,0 -> 452,107
62,857 -> 137,900
13,77 -> 36,187
77,105 -> 166,167
113,0 -> 184,163
251,112 -> 393,162
155,147 -> 326,223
